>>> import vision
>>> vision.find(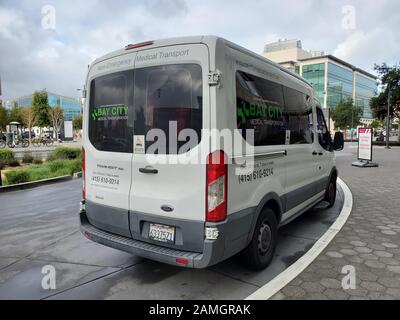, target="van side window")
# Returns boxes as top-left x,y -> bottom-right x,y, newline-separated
236,71 -> 286,146
89,70 -> 133,153
283,87 -> 313,144
316,107 -> 332,151
236,71 -> 313,146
